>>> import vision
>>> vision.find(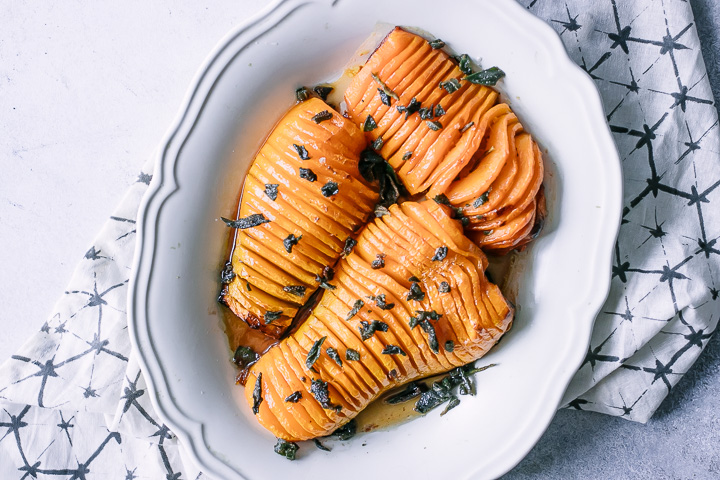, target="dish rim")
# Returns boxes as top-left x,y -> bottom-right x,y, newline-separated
127,0 -> 623,478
